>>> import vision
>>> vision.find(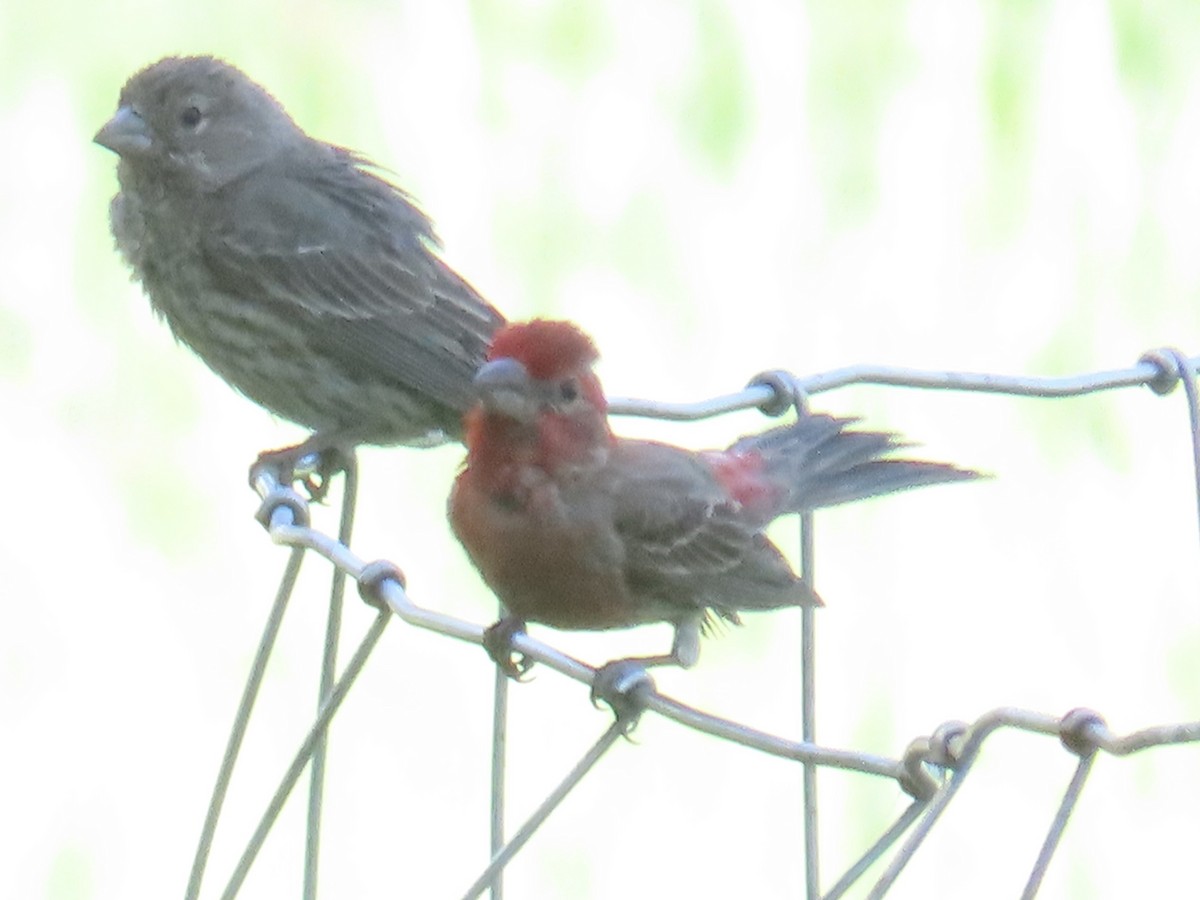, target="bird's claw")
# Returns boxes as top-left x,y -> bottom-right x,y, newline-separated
300,469 -> 334,504
252,443 -> 351,504
591,660 -> 655,733
500,653 -> 535,682
483,618 -> 534,681
297,446 -> 352,504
